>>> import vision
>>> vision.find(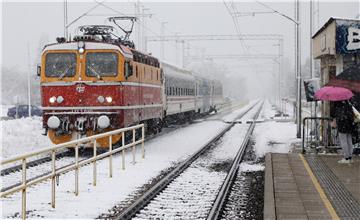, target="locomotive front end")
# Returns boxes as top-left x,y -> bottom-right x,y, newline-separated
40,40 -> 127,147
